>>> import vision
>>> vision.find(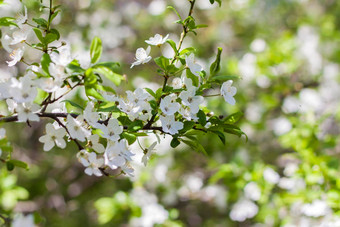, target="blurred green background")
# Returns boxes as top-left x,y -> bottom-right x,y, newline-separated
0,0 -> 340,226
